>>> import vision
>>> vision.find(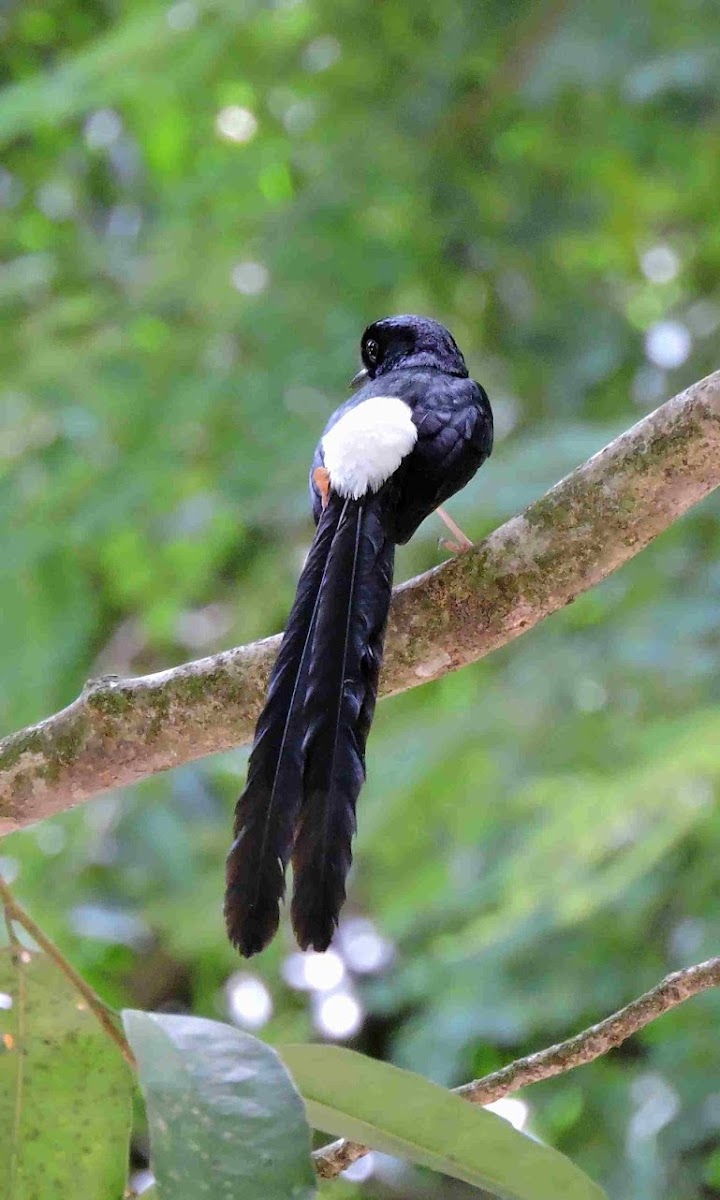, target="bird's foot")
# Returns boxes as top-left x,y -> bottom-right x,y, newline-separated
436,506 -> 473,554
439,537 -> 474,555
